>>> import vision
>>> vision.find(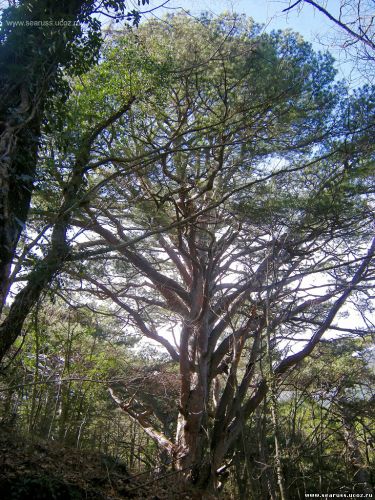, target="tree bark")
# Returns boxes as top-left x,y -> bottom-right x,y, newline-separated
0,0 -> 95,311
0,96 -> 135,362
